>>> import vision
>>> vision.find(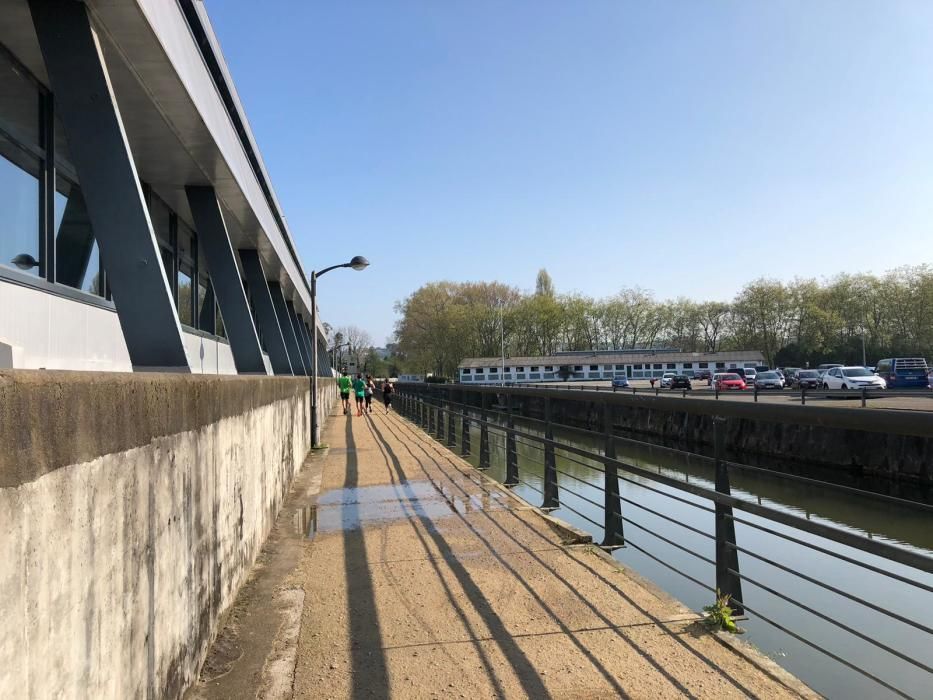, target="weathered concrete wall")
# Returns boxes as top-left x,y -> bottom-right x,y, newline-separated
0,371 -> 336,699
